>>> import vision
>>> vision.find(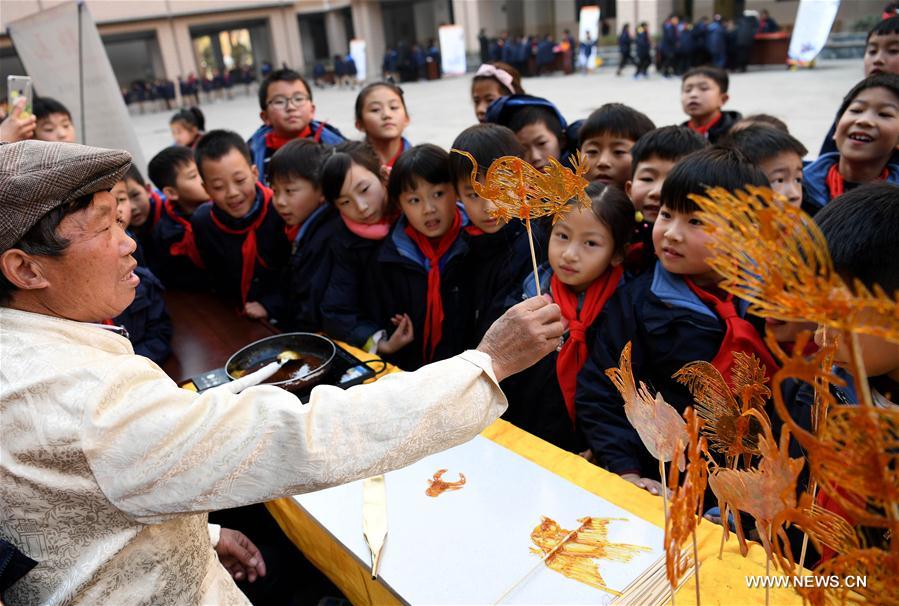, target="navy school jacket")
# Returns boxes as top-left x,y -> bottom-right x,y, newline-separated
321,222 -> 386,347
501,263 -> 624,453
113,266 -> 173,365
574,263 -> 766,478
364,211 -> 471,371
279,204 -> 343,332
803,151 -> 899,211
191,184 -> 289,316
149,202 -> 209,291
462,219 -> 545,347
680,110 -> 742,144
247,122 -> 346,185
